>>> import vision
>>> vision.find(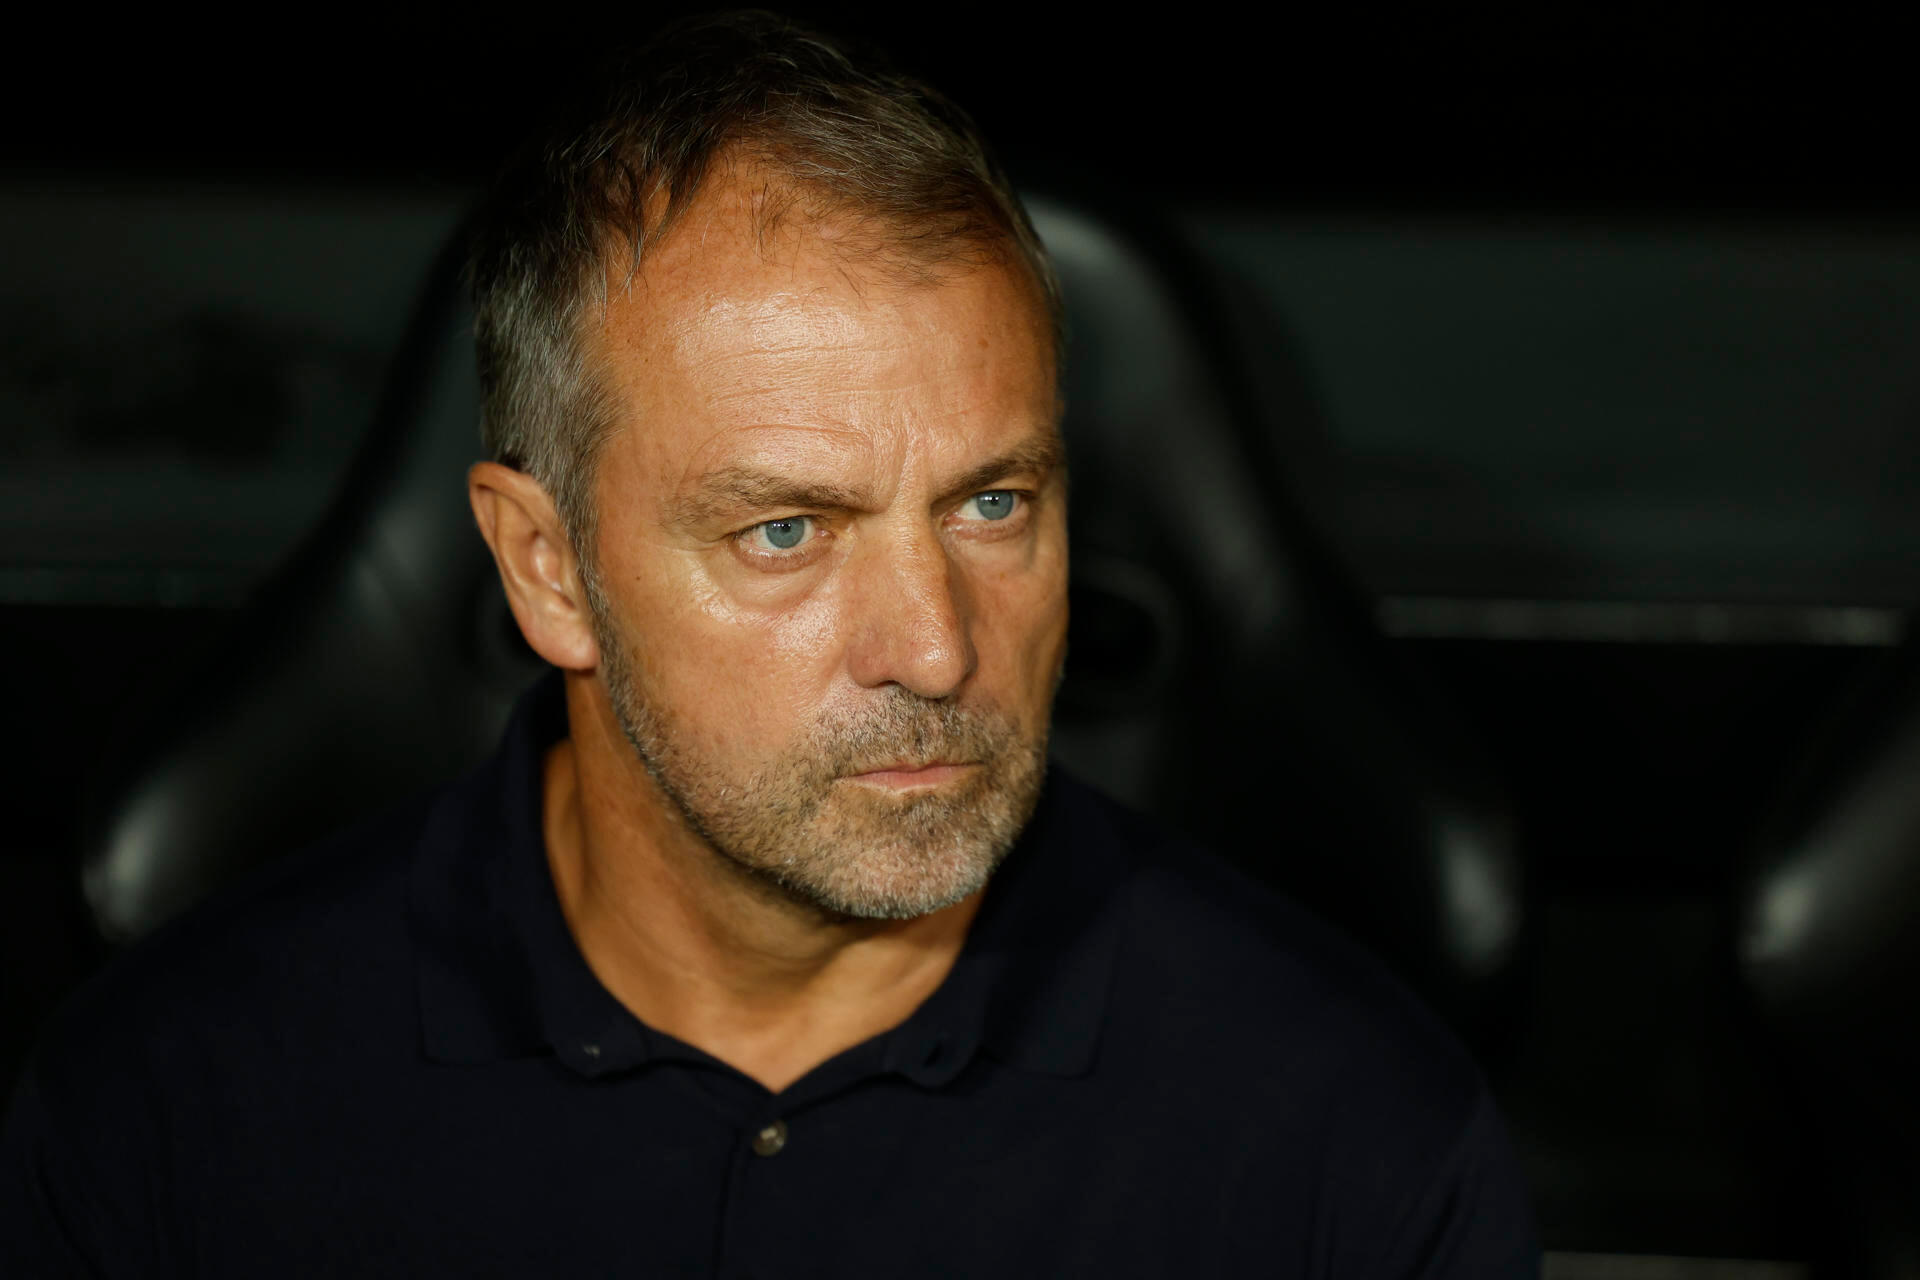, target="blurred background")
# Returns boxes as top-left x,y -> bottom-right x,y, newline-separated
5,8 -> 1918,1276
